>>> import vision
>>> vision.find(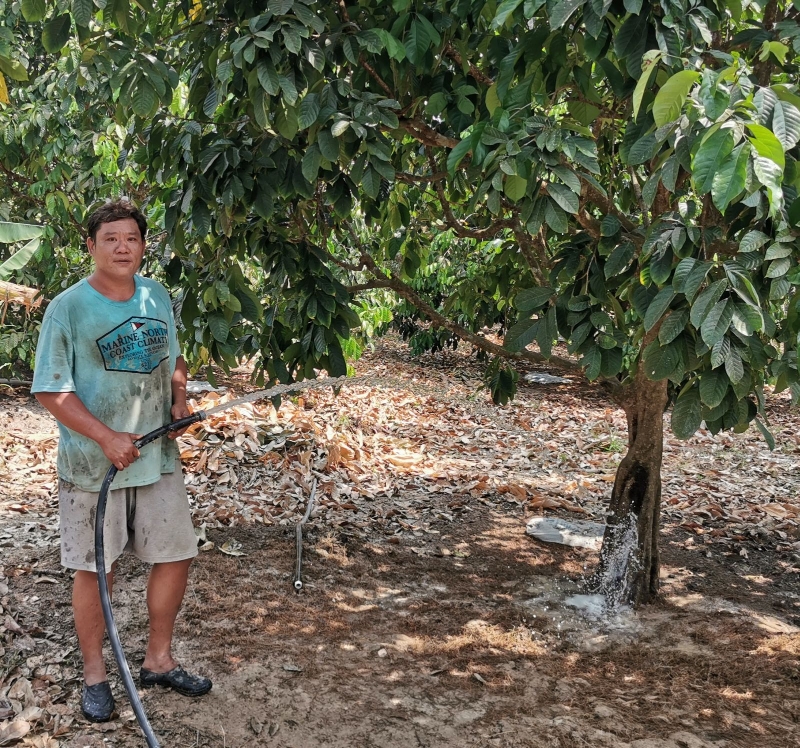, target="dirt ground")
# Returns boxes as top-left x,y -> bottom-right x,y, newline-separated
1,337 -> 799,748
